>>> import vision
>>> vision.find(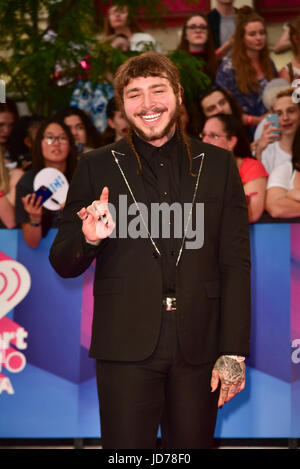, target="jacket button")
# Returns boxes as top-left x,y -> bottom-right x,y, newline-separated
153,252 -> 159,259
